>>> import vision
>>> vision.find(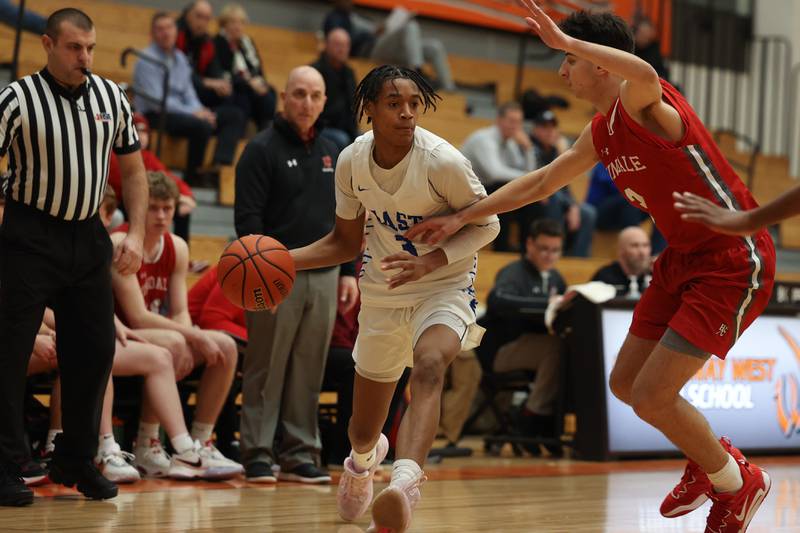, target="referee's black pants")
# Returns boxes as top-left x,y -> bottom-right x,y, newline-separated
0,201 -> 116,464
